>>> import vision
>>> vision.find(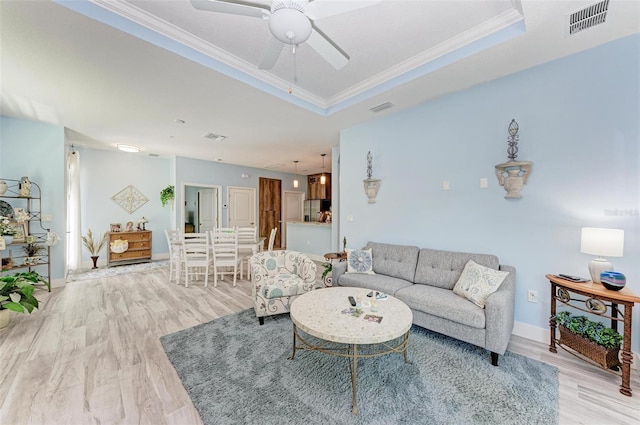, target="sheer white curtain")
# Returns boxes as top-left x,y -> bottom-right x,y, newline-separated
66,148 -> 82,271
